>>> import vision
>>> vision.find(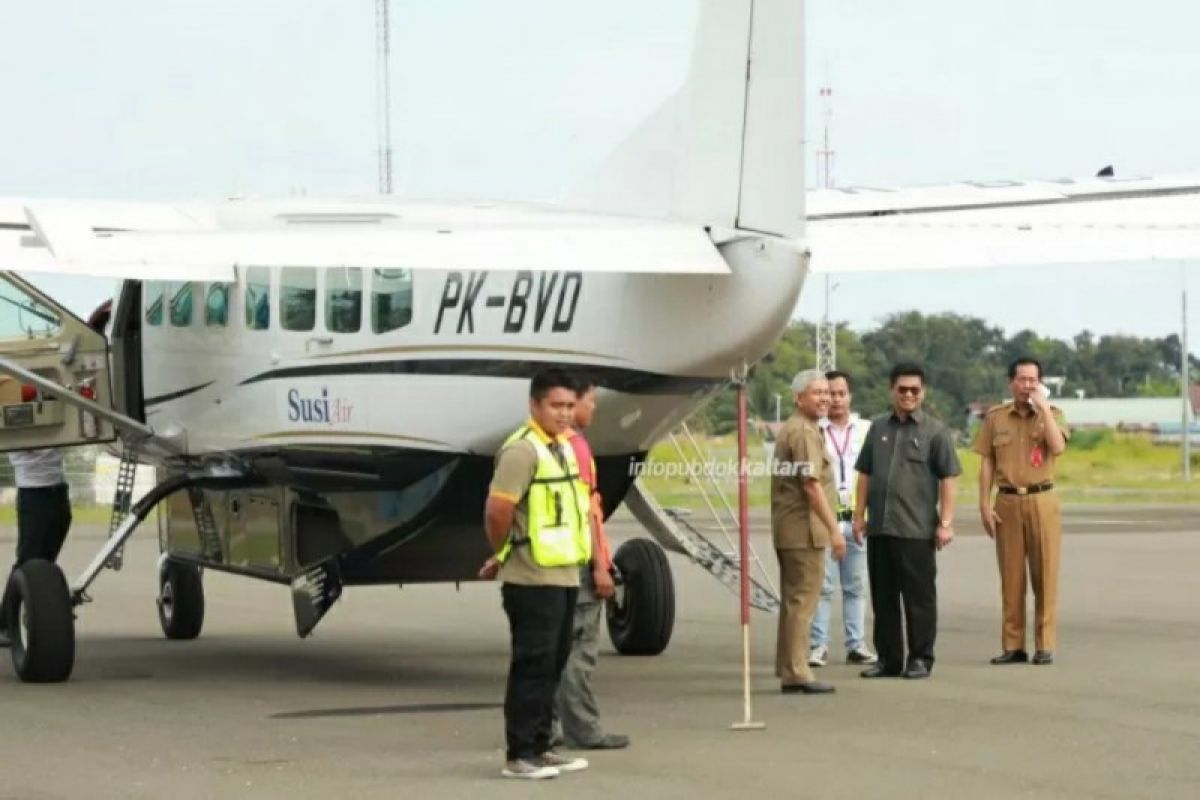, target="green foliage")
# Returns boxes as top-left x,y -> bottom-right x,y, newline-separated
1067,428 -> 1112,451
693,310 -> 1198,433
